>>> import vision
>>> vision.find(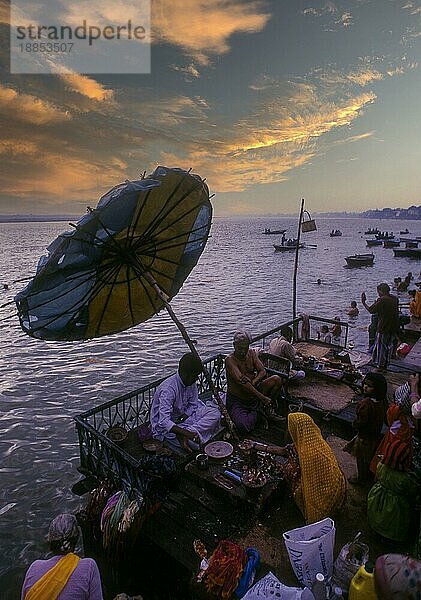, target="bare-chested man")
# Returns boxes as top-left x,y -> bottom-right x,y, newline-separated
225,331 -> 282,434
